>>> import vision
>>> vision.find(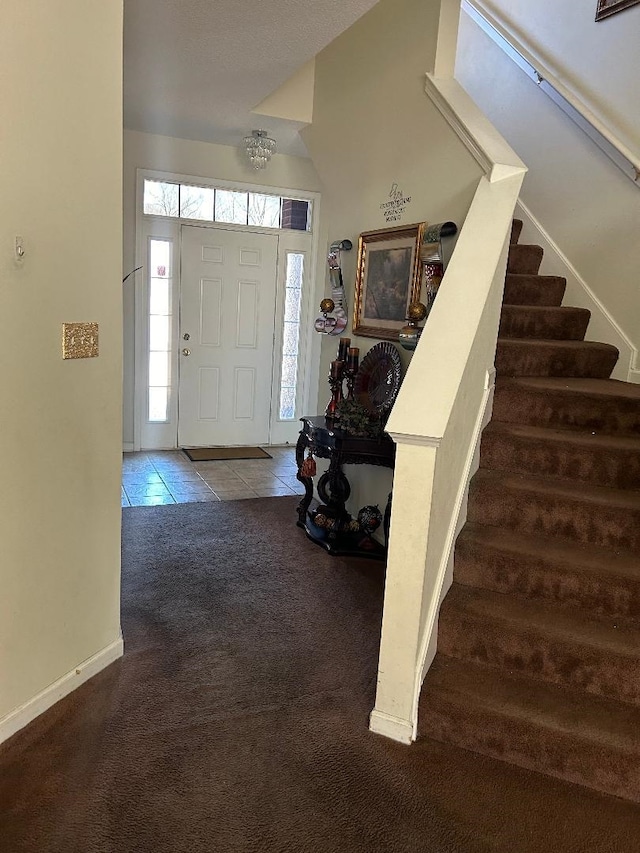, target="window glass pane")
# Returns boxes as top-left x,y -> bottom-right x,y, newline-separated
180,185 -> 214,221
281,355 -> 297,387
284,286 -> 302,323
143,180 -> 179,217
248,193 -> 281,228
282,322 -> 299,357
279,387 -> 295,421
149,351 -> 169,386
149,278 -> 170,315
149,315 -> 170,351
215,189 -> 248,225
281,199 -> 310,231
150,240 -> 170,276
278,253 -> 305,420
148,387 -> 169,423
